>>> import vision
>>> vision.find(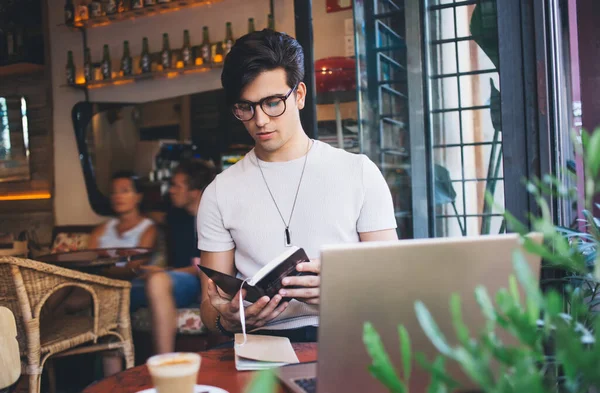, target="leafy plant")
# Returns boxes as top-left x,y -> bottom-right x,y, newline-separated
244,369 -> 277,393
504,130 -> 600,327
364,129 -> 600,392
364,253 -> 600,393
